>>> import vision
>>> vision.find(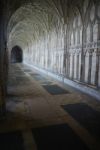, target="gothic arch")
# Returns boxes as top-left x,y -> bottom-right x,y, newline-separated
11,45 -> 23,63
